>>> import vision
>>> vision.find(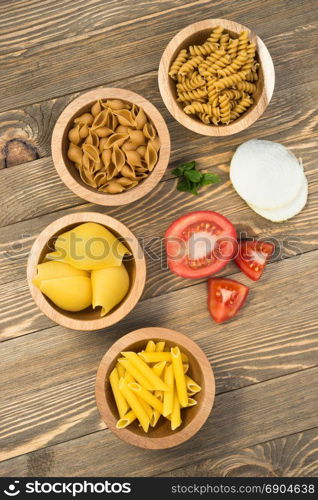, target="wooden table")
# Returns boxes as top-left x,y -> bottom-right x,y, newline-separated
0,0 -> 317,478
